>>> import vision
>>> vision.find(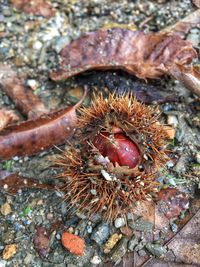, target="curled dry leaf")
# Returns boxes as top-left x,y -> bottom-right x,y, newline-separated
50,28 -> 197,92
0,89 -> 86,159
11,0 -> 55,18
